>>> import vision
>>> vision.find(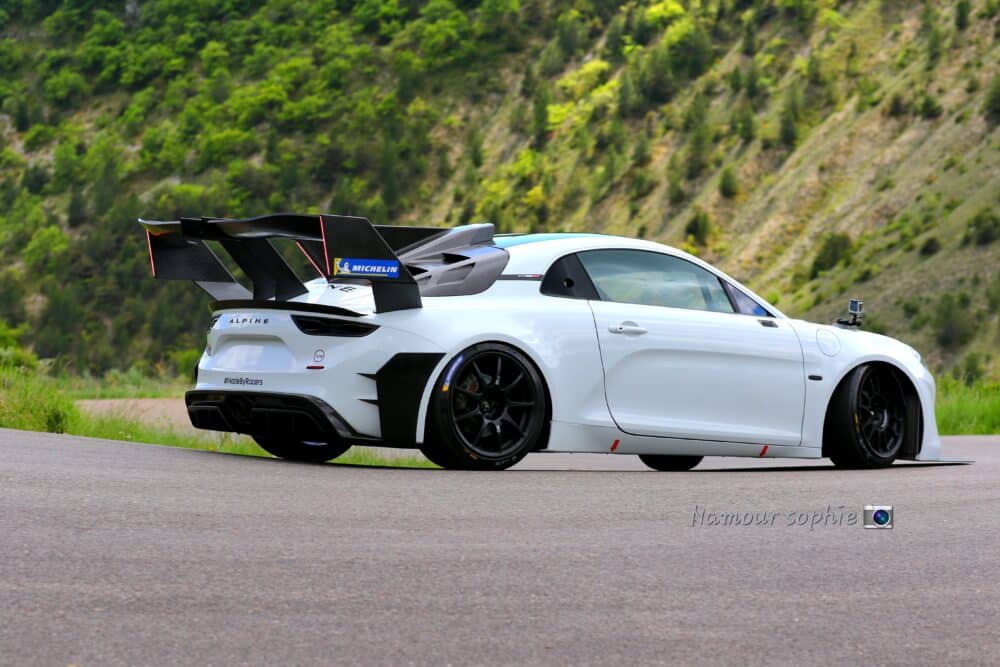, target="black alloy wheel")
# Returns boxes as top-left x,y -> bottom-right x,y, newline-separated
827,364 -> 909,468
422,343 -> 548,470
